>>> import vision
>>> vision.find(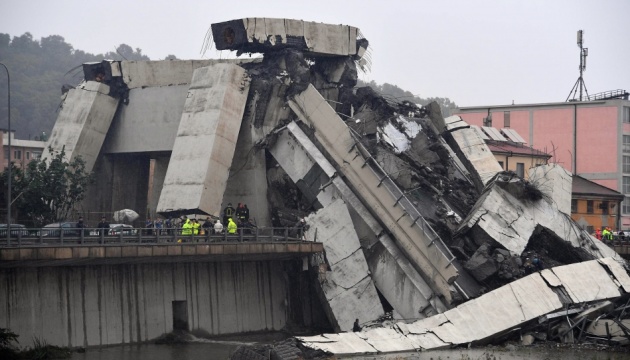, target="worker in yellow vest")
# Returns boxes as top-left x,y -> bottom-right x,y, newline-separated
192,219 -> 200,235
181,218 -> 193,236
227,218 -> 237,235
